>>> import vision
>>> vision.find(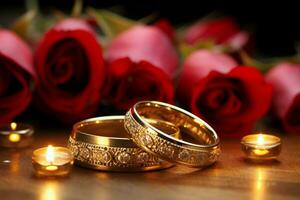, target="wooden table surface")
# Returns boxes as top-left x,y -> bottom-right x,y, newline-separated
1,127 -> 300,200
